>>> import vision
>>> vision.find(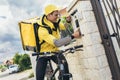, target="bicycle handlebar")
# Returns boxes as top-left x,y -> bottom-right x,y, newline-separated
66,45 -> 83,51
32,44 -> 83,56
74,45 -> 83,49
